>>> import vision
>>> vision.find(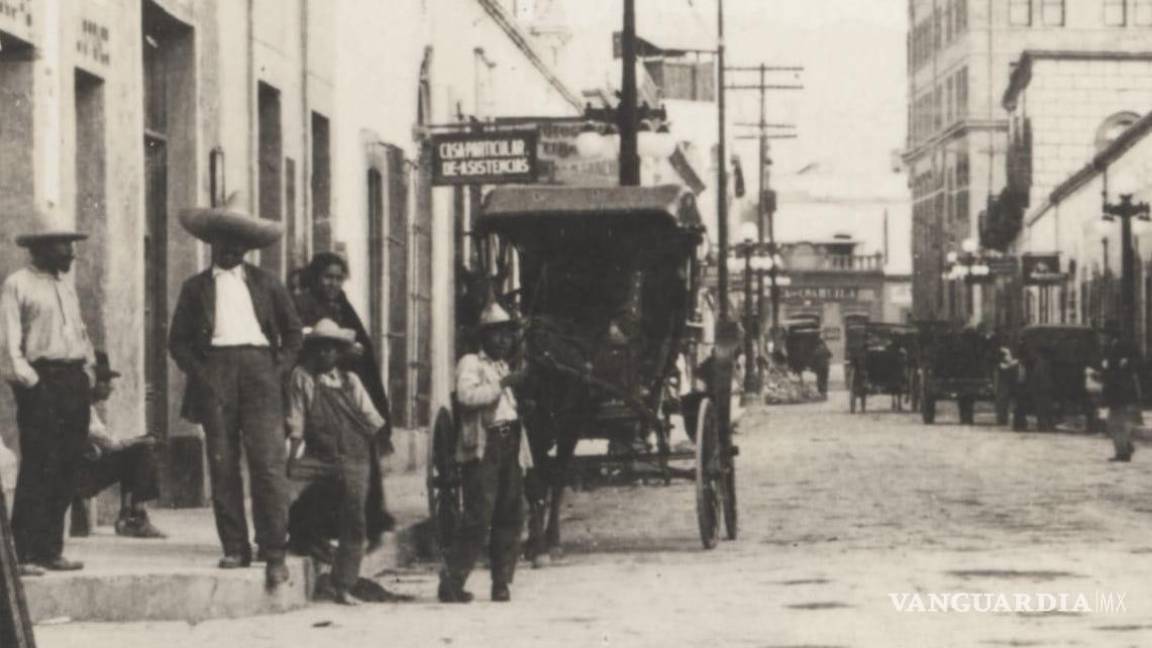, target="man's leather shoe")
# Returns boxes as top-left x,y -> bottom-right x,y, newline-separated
116,513 -> 167,539
265,560 -> 290,589
38,557 -> 83,571
437,581 -> 474,603
18,564 -> 45,577
1109,455 -> 1133,463
491,584 -> 511,602
218,554 -> 252,569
